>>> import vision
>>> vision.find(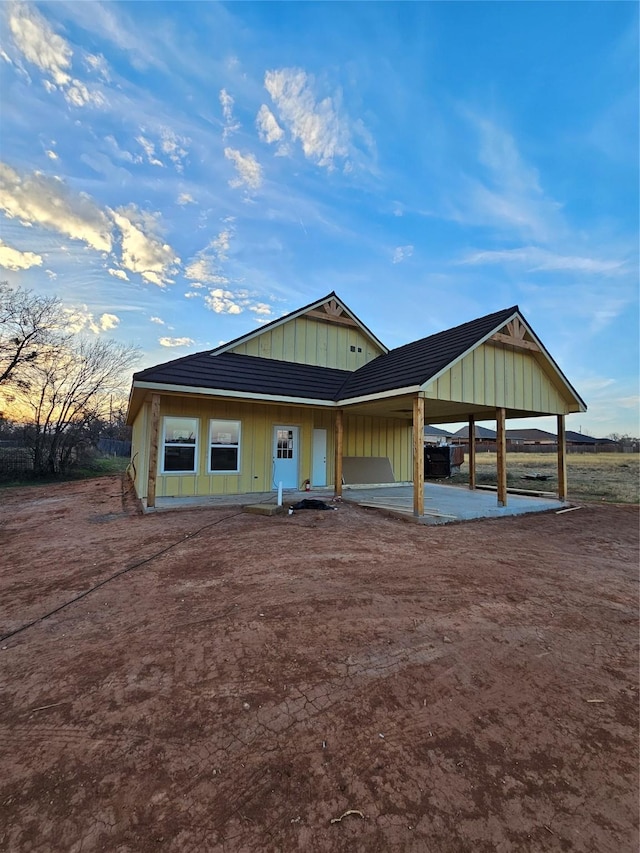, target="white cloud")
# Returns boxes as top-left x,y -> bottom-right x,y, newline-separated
264,68 -> 350,168
459,246 -> 627,275
0,163 -> 112,252
99,313 -> 119,331
185,226 -> 235,293
224,148 -> 263,190
0,239 -> 43,270
204,288 -> 243,314
64,306 -> 120,334
84,52 -> 110,81
65,79 -> 104,108
149,316 -> 165,325
45,149 -> 58,161
256,104 -> 284,144
108,267 -> 129,281
111,206 -> 179,286
455,115 -> 563,243
8,3 -> 72,87
220,88 -> 240,138
249,303 -> 272,316
159,336 -> 194,347
105,135 -> 137,164
185,258 -> 216,283
136,136 -> 163,167
159,127 -> 189,171
177,192 -> 195,205
210,228 -> 232,259
392,245 -> 414,264
8,3 -> 104,107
